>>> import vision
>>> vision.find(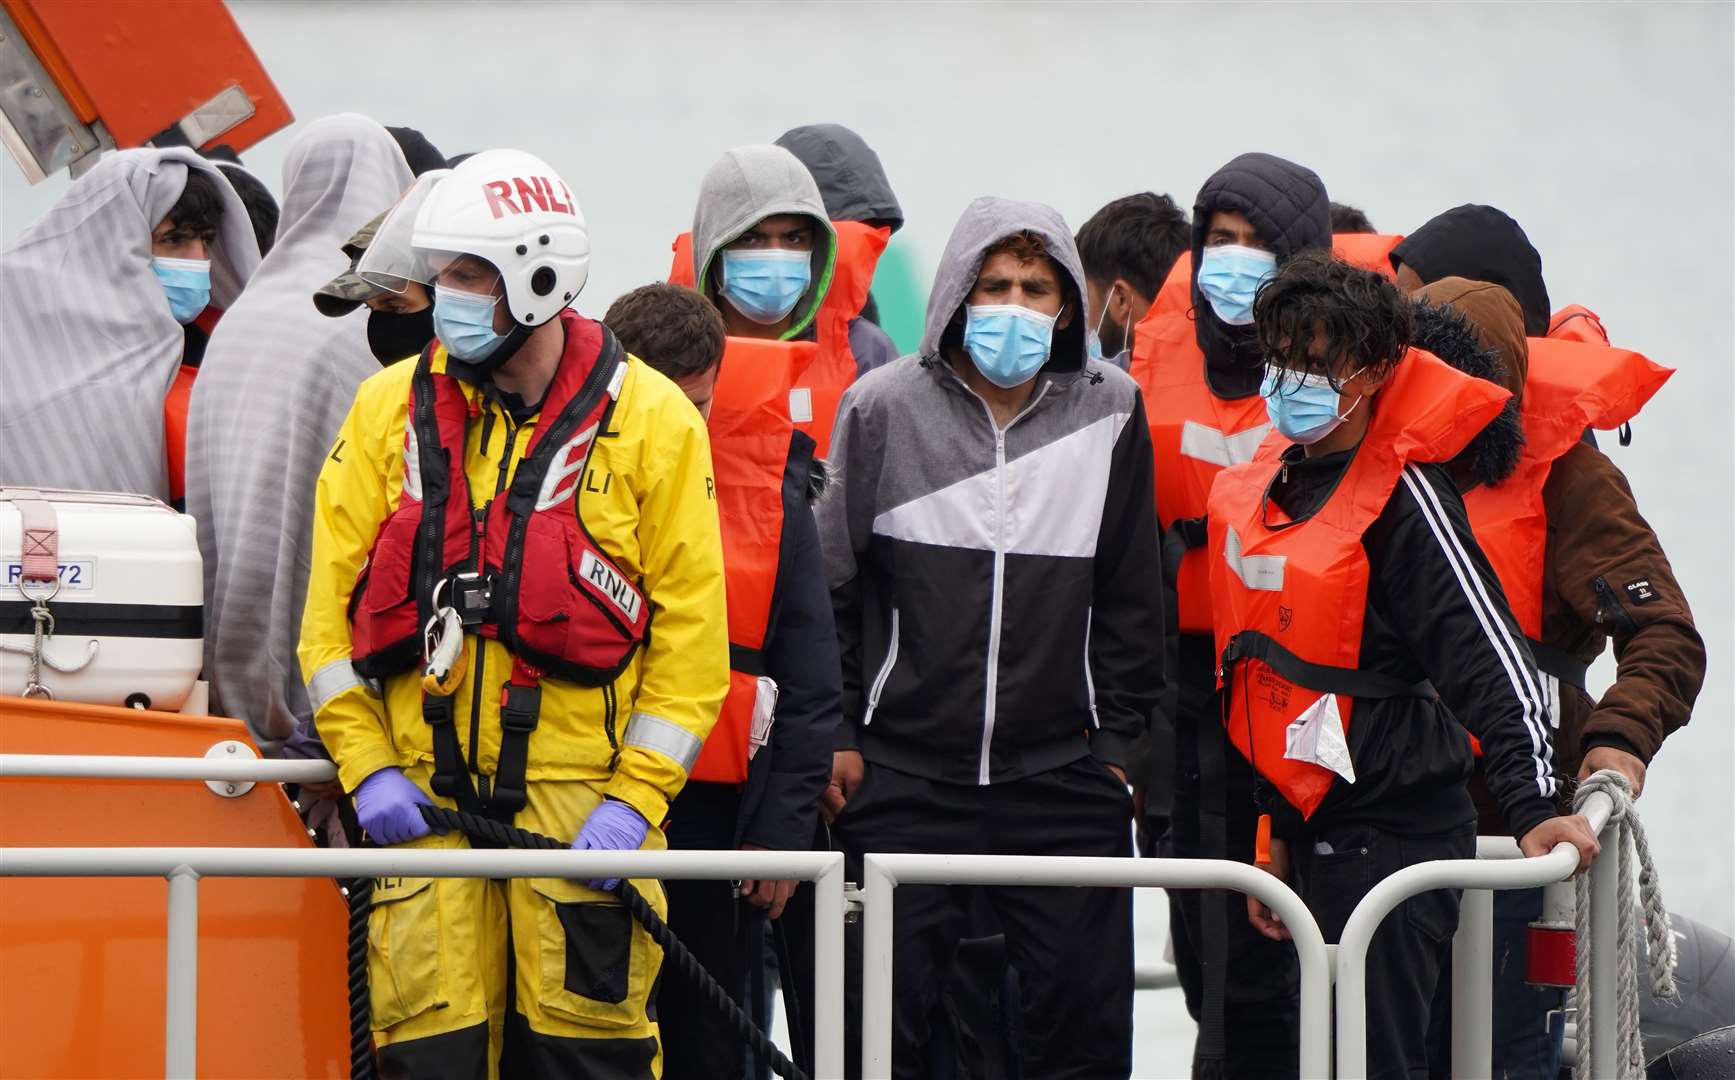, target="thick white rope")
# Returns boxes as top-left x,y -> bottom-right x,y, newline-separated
1572,770 -> 1680,1079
